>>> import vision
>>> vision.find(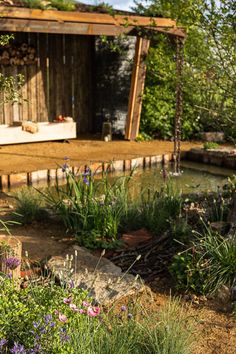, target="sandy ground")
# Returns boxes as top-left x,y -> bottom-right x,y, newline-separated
0,138 -> 202,175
